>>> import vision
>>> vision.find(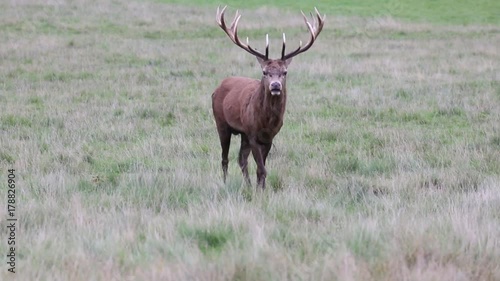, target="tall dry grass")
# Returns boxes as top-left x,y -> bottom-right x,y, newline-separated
0,0 -> 499,280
